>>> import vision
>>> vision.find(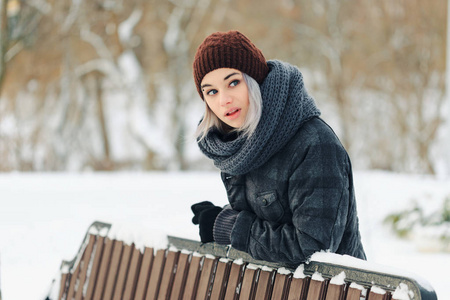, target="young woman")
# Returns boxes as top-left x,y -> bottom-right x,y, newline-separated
190,30 -> 366,266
